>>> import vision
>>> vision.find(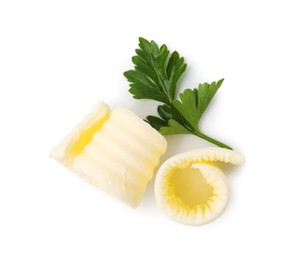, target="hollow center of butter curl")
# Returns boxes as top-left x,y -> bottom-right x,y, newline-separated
66,113 -> 110,161
167,166 -> 215,209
